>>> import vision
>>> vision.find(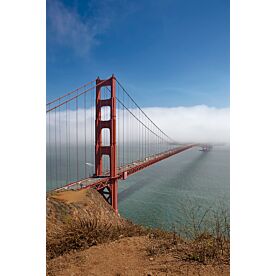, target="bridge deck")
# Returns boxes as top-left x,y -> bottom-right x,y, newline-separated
56,144 -> 197,192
